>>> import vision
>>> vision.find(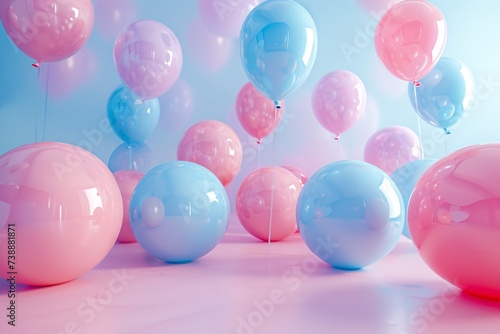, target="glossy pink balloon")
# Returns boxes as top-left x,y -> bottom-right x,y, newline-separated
236,167 -> 302,241
408,144 -> 500,300
312,70 -> 367,139
1,0 -> 94,65
236,82 -> 284,142
364,126 -> 422,175
0,142 -> 123,286
114,20 -> 183,100
374,0 -> 447,84
177,120 -> 242,186
114,170 -> 144,243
